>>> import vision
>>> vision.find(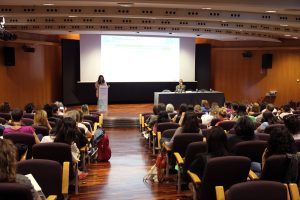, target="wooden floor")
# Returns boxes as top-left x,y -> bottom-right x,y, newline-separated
70,104 -> 192,200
